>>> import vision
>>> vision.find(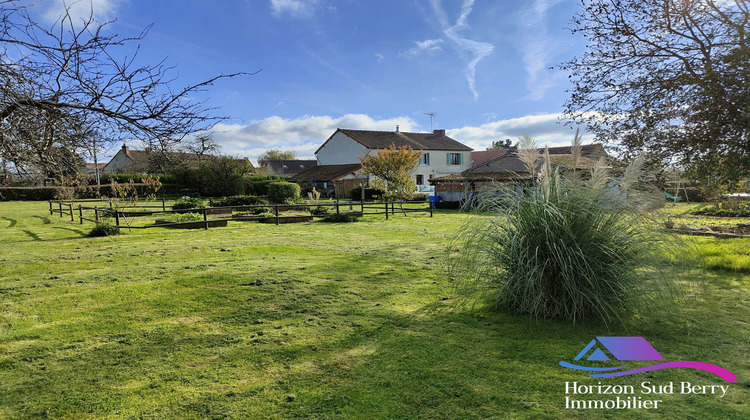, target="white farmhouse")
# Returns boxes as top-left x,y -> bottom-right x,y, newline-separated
298,128 -> 472,196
